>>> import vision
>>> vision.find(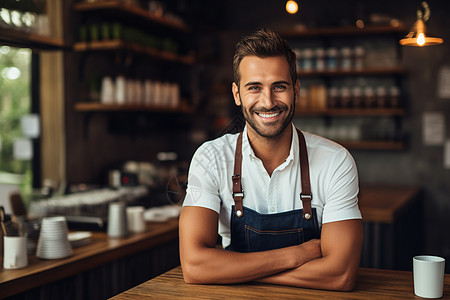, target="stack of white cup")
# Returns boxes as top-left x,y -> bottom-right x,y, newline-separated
36,216 -> 73,259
